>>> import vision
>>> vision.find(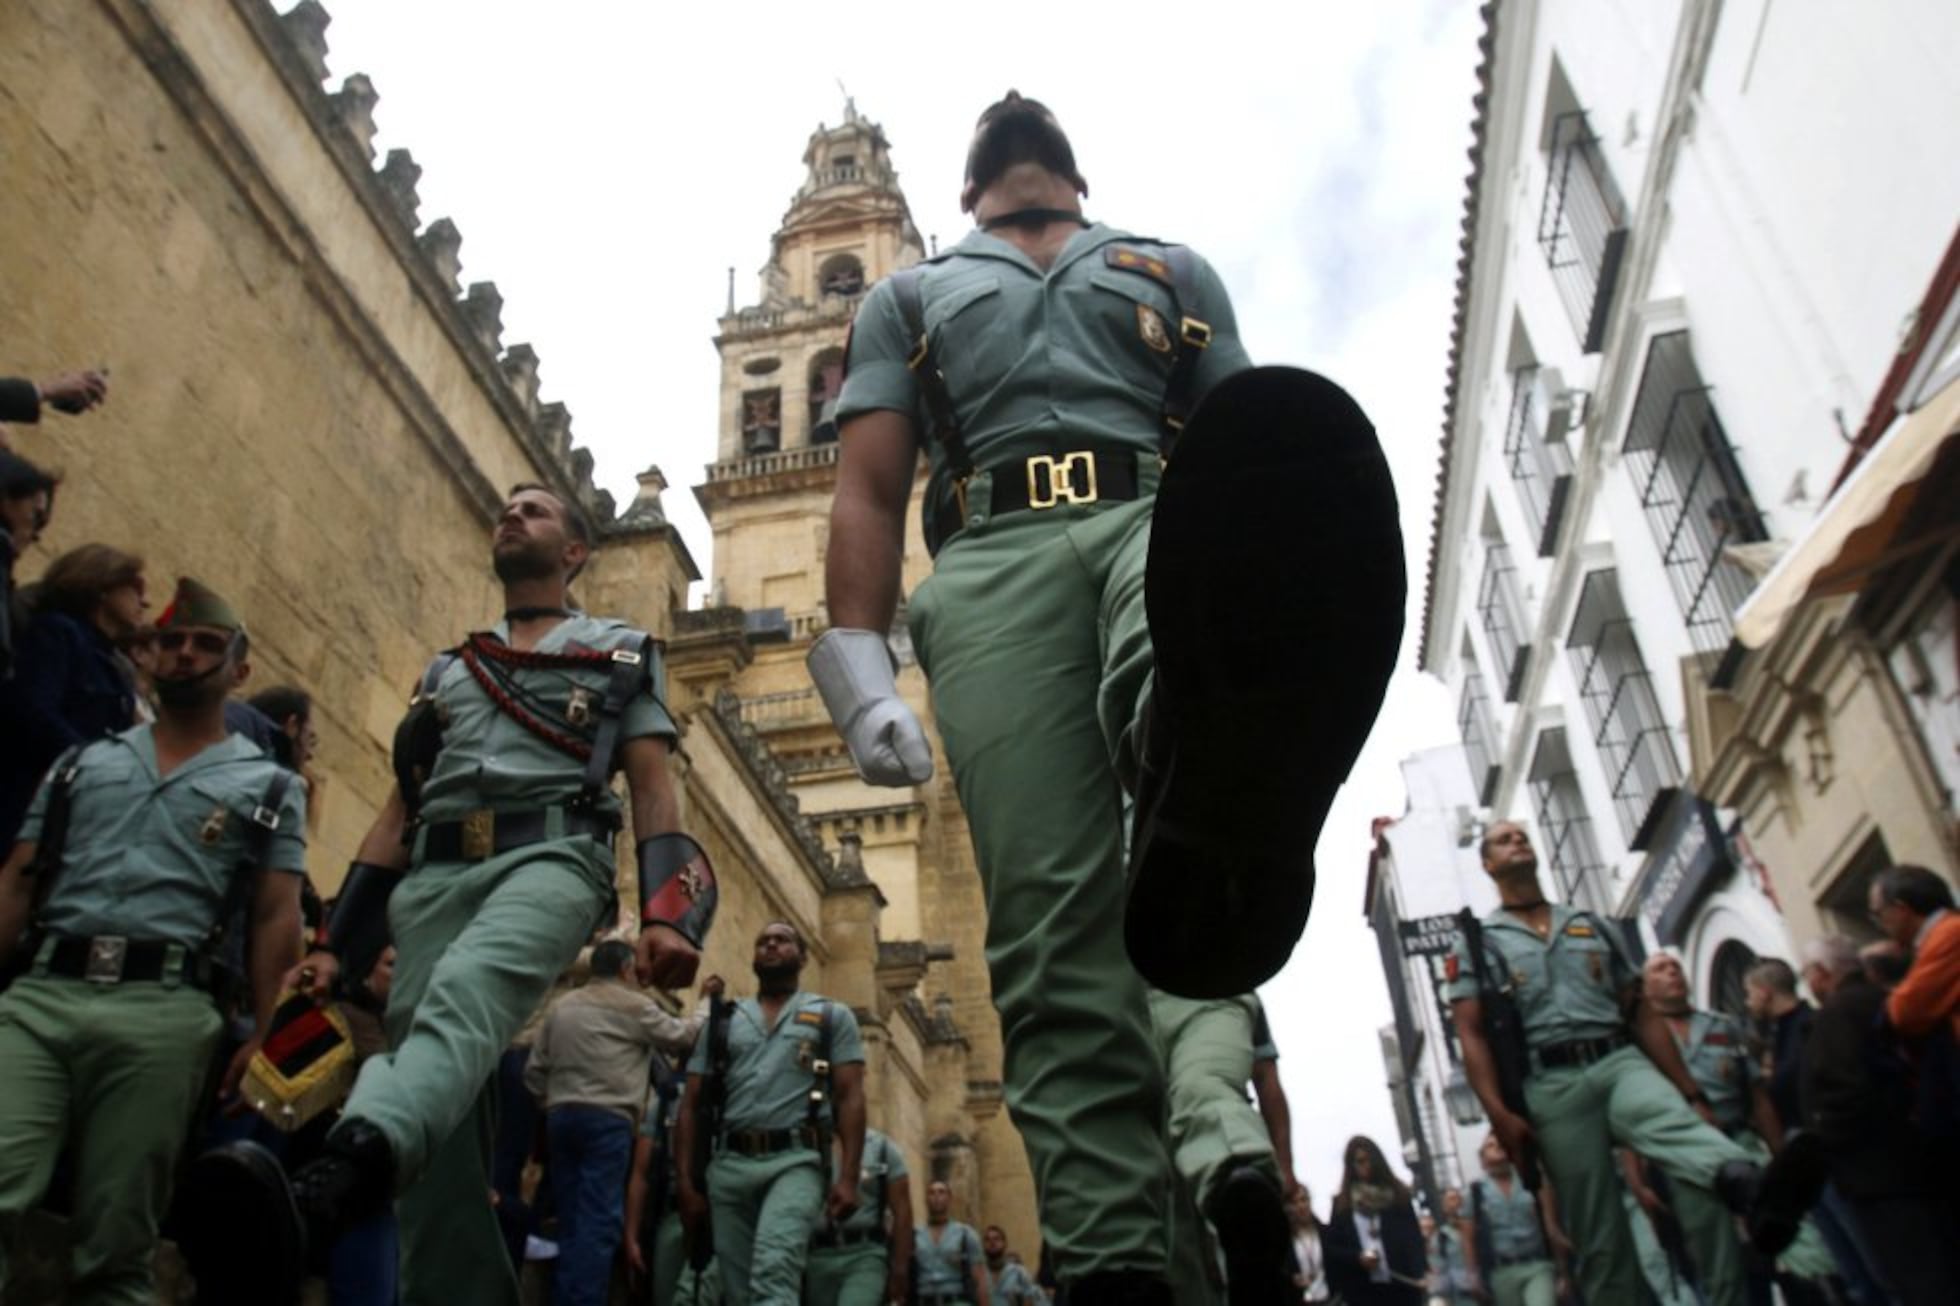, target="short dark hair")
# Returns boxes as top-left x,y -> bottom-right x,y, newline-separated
985,1224 -> 1007,1239
758,920 -> 808,956
591,939 -> 636,978
248,685 -> 312,730
508,482 -> 592,547
1745,957 -> 1798,997
1875,864 -> 1955,917
0,449 -> 58,502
